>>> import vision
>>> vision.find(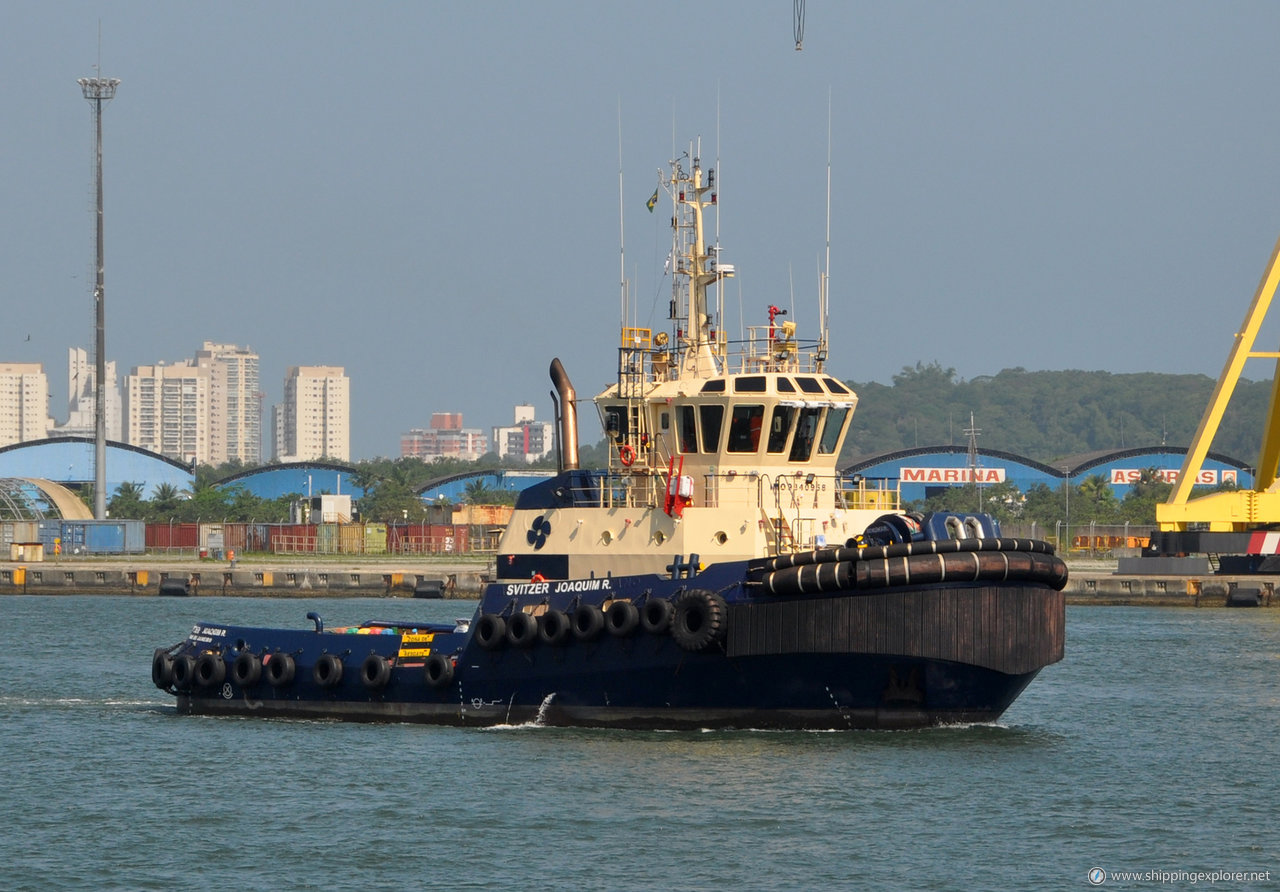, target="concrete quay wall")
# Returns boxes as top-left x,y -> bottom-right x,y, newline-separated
3,557 -> 1276,606
0,558 -> 492,598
